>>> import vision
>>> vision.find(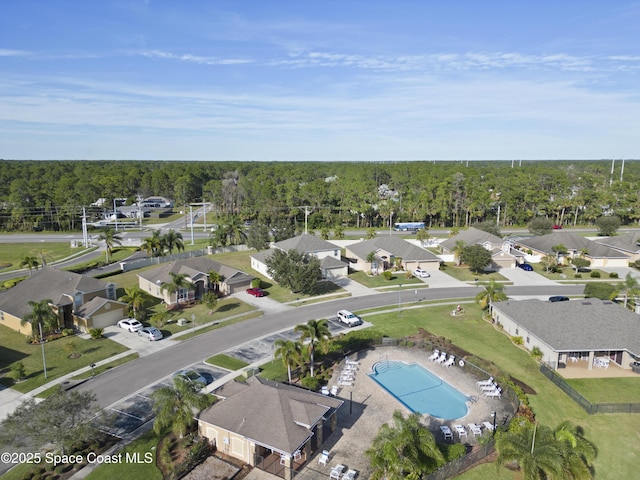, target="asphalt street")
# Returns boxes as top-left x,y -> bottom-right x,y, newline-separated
75,284 -> 584,409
